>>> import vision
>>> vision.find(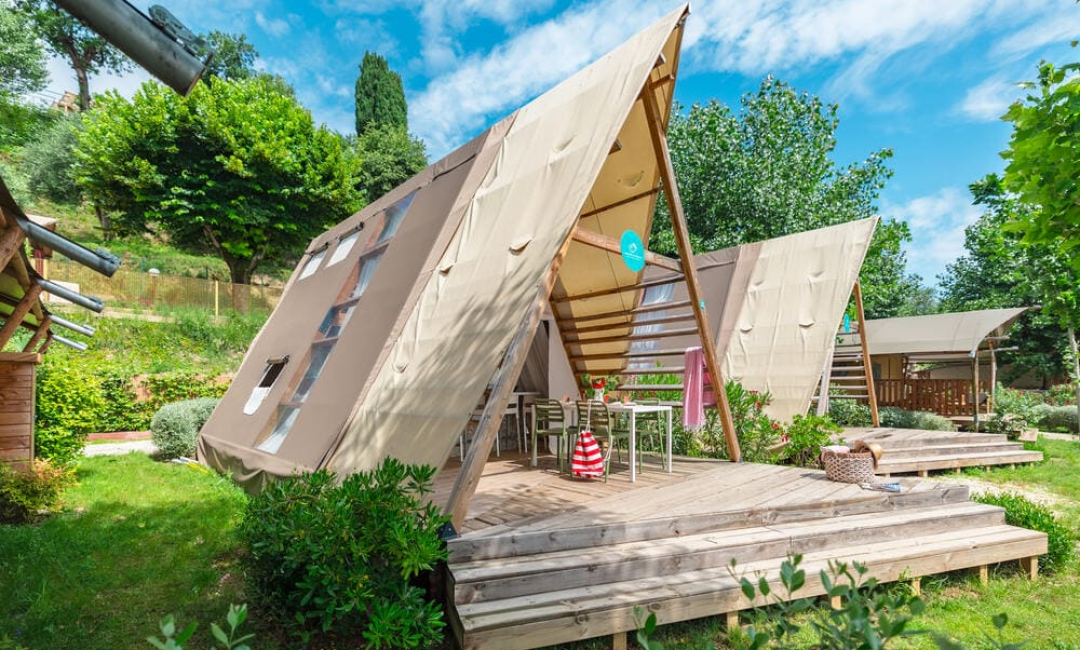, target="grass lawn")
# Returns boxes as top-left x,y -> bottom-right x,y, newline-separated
0,454 -> 249,650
